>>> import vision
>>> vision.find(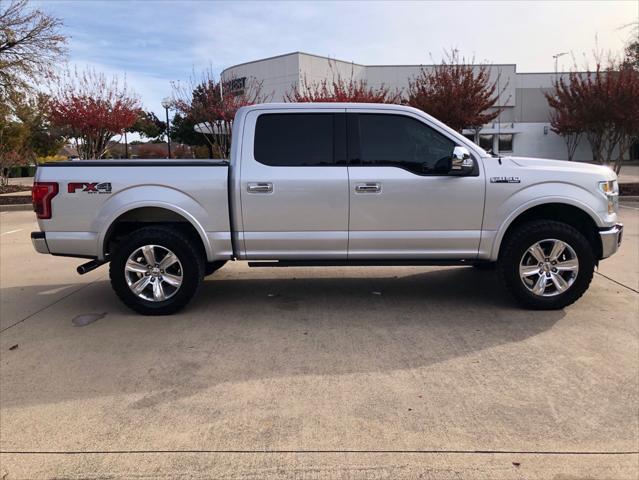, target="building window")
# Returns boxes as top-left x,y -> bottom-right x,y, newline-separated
498,134 -> 514,153
479,134 -> 493,152
463,133 -> 475,142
